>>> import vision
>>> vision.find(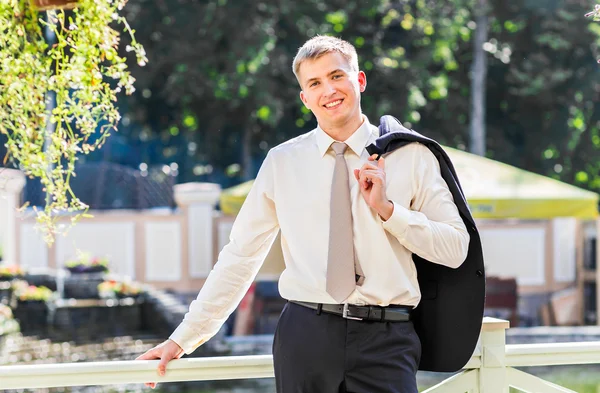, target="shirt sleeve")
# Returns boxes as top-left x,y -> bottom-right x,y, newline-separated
170,151 -> 279,354
381,144 -> 470,269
